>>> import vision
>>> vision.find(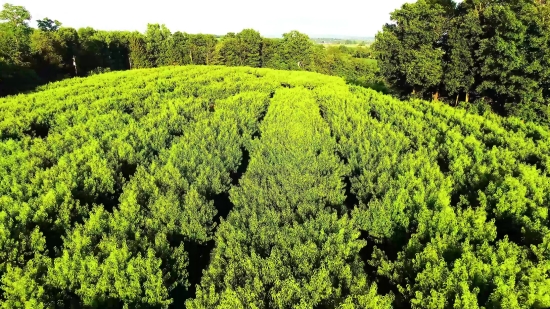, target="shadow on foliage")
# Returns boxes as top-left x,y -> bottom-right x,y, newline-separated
524,154 -> 545,172
171,144 -> 252,306
211,147 -> 250,224
494,215 -> 542,249
0,62 -> 44,98
346,79 -> 389,94
211,191 -> 233,226
120,161 -> 138,182
73,161 -> 136,214
24,121 -> 51,139
43,223 -> 66,259
169,239 -> 215,309
343,176 -> 358,211
436,155 -> 450,174
358,229 -> 411,309
230,147 -> 250,186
